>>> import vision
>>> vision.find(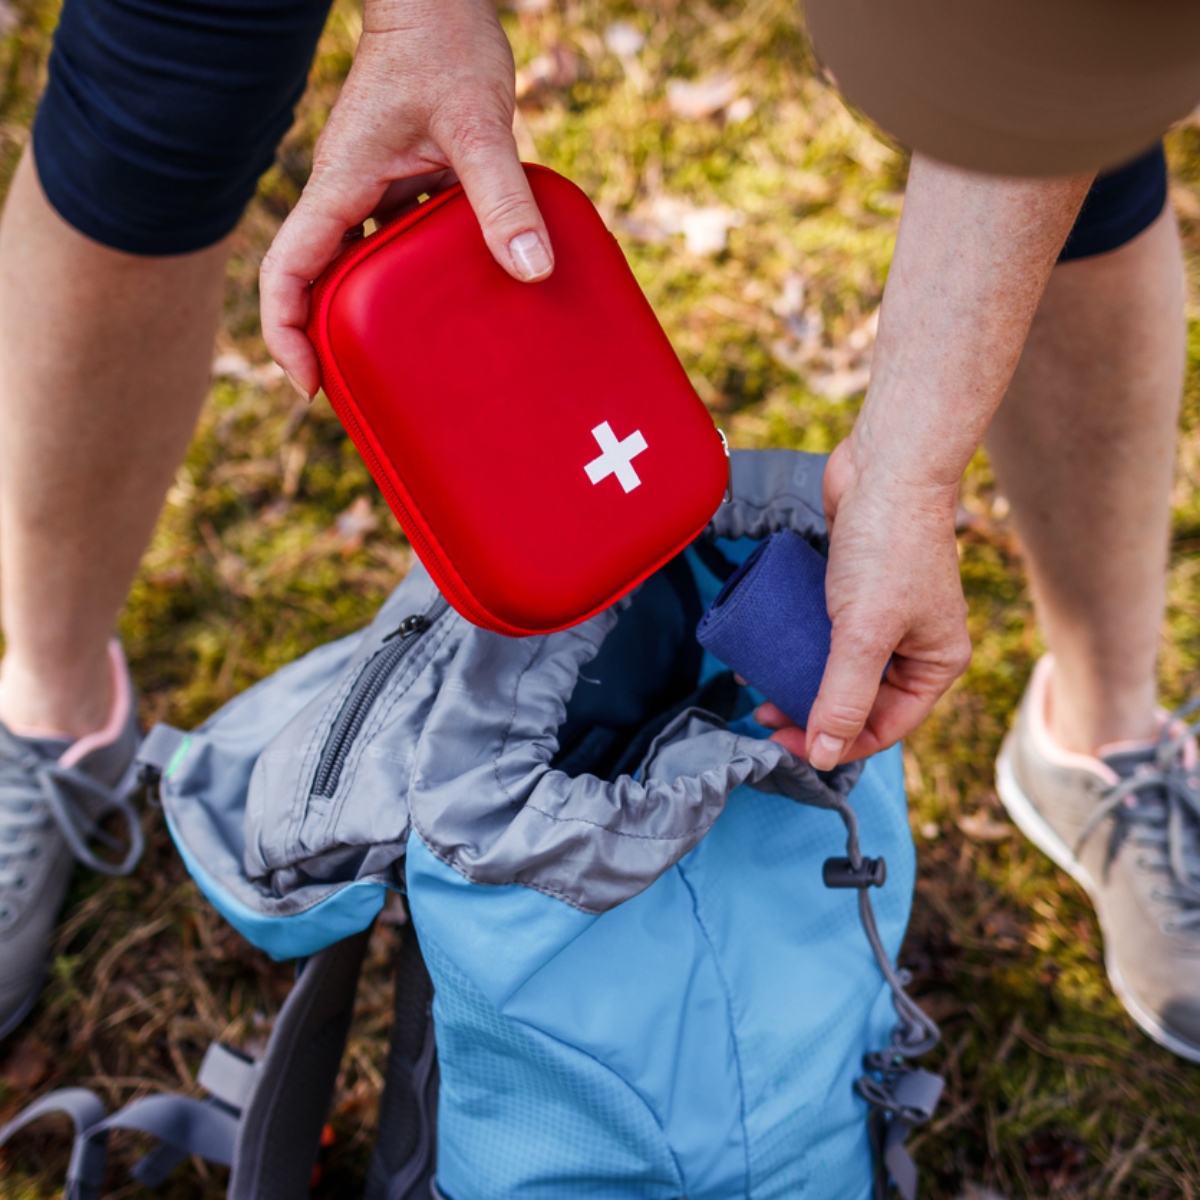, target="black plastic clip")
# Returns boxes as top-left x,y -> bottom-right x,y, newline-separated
136,762 -> 162,788
823,856 -> 887,889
